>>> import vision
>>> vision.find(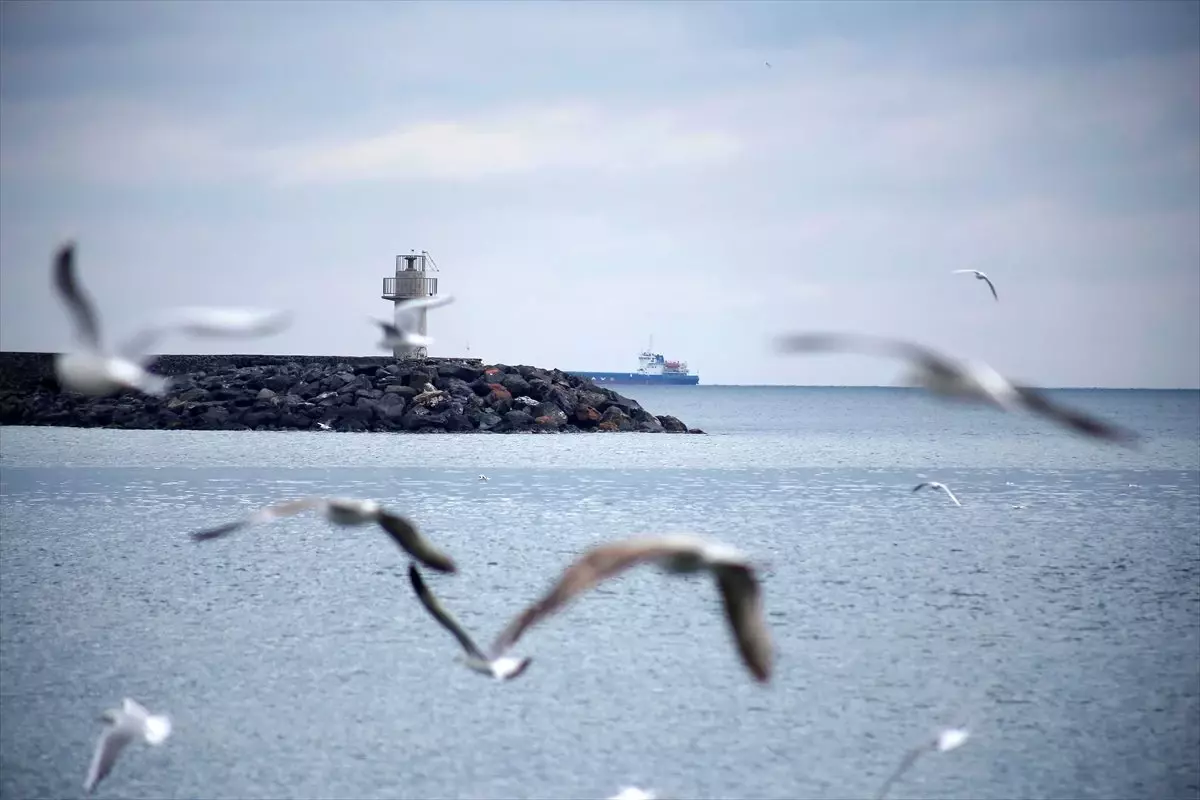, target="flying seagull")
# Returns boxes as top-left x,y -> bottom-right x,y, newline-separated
315,421 -> 333,431
407,564 -> 532,681
874,726 -> 970,800
373,295 -> 456,350
52,241 -> 291,397
188,497 -> 457,573
84,698 -> 172,795
478,475 -> 489,481
609,788 -> 661,800
774,332 -> 1139,445
490,534 -> 773,683
913,481 -> 962,507
952,269 -> 998,301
